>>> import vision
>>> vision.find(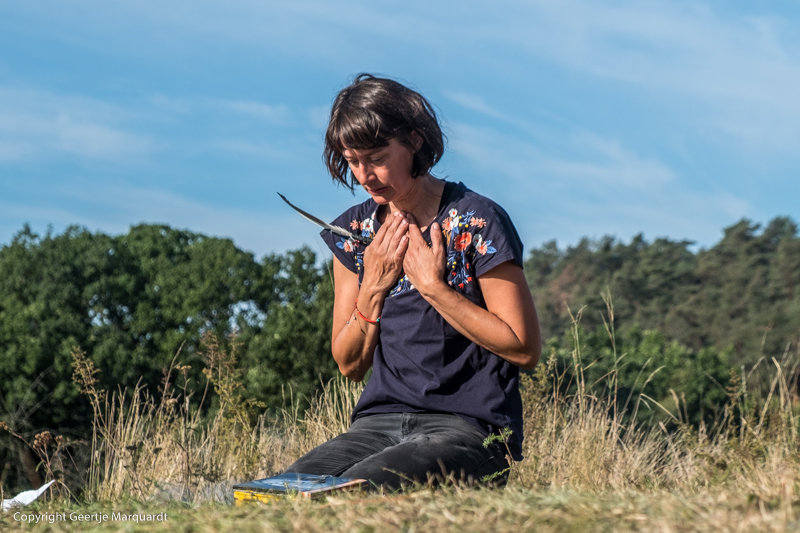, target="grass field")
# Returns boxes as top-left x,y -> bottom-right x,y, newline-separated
2,314 -> 799,532
2,487 -> 799,532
